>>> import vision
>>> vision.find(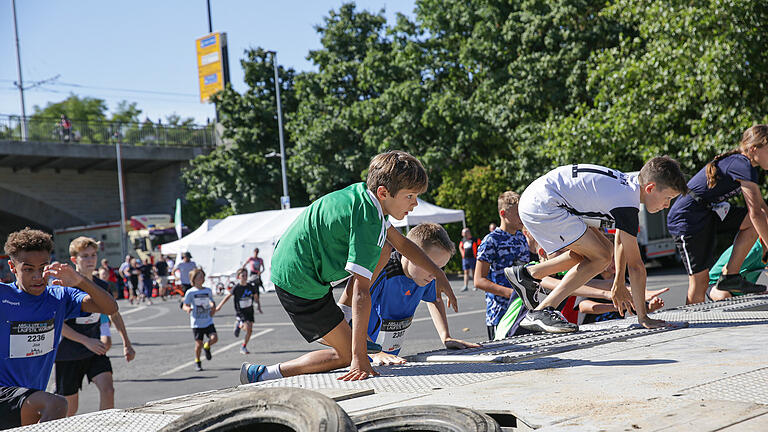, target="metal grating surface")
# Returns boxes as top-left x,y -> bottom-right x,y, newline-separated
679,367 -> 768,404
9,409 -> 180,432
